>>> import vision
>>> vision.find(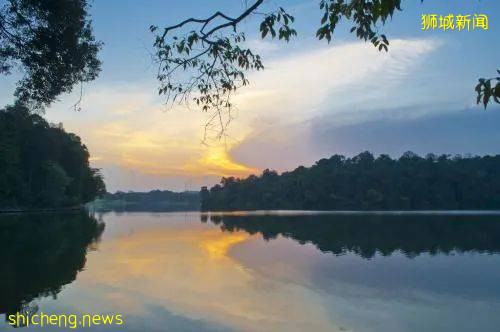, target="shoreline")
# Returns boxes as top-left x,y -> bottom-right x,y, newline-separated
0,206 -> 84,214
3,207 -> 500,215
